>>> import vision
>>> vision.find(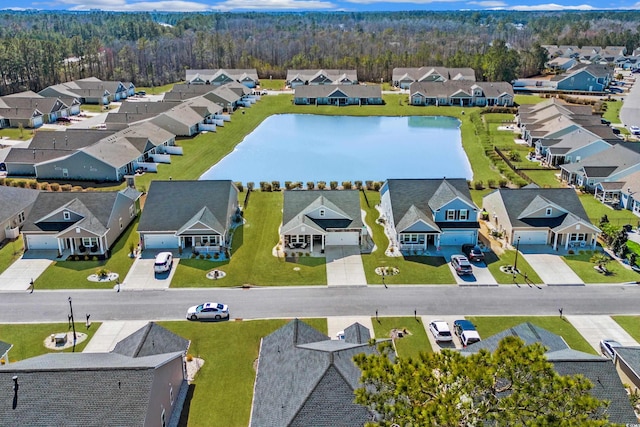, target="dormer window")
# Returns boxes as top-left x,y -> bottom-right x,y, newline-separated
545,208 -> 552,216
63,211 -> 71,220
